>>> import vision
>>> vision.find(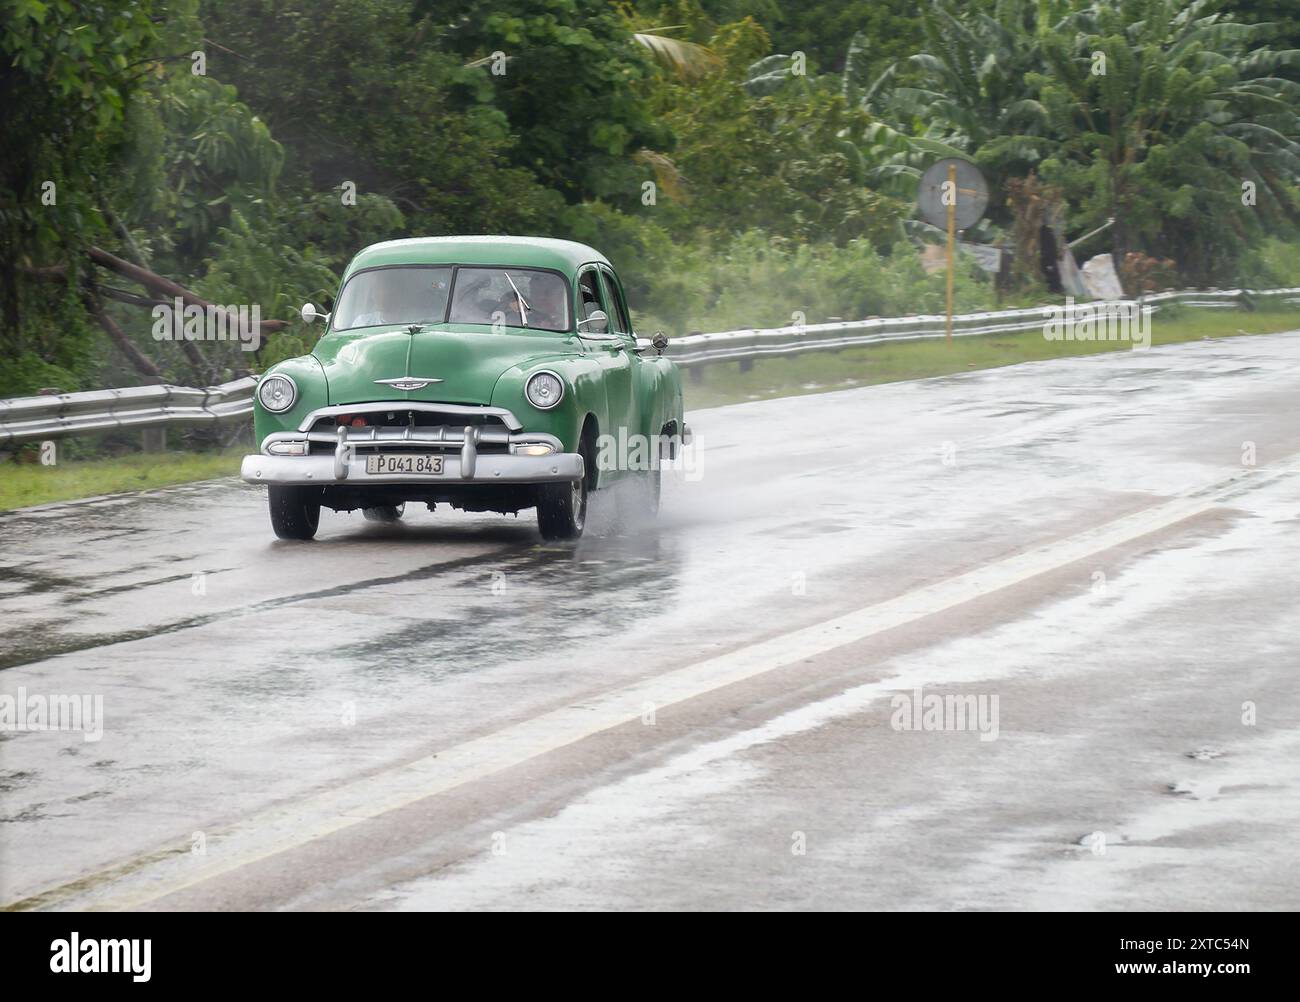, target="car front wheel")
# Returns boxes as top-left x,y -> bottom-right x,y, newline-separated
537,441 -> 591,540
268,485 -> 322,540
